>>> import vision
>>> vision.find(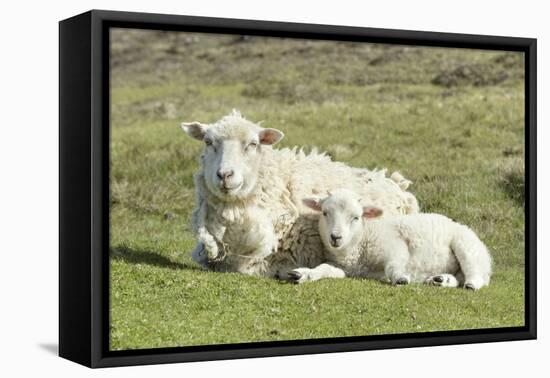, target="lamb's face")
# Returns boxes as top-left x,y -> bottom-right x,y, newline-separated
303,189 -> 383,254
319,192 -> 364,252
181,111 -> 284,201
